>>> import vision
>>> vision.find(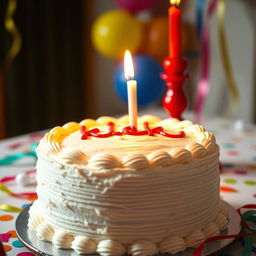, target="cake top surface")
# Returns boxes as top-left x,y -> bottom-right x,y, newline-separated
37,115 -> 218,170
